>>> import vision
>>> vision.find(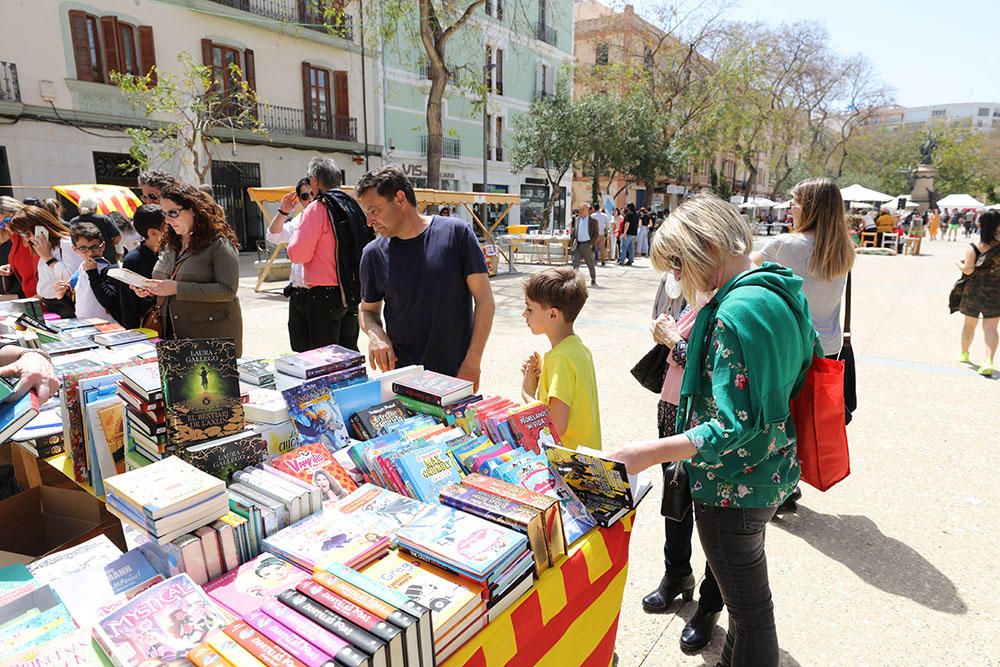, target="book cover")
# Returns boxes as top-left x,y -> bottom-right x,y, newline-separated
274,344 -> 364,379
187,643 -> 228,667
393,442 -> 462,504
251,420 -> 300,460
275,591 -> 386,660
350,399 -> 410,440
0,391 -> 42,447
104,455 -> 227,520
94,574 -> 231,667
26,534 -> 123,585
0,585 -> 76,661
40,338 -> 99,355
3,627 -> 104,666
244,608 -> 335,667
295,578 -> 402,649
203,552 -> 311,619
333,483 -> 433,536
243,387 -> 289,424
395,504 -> 528,579
97,401 -> 126,474
119,362 -> 163,400
51,550 -> 164,628
204,628 -> 266,666
261,507 -> 388,572
180,430 -> 268,482
361,551 -> 483,638
544,444 -> 652,526
94,329 -> 156,347
282,376 -> 353,453
506,402 -> 560,453
157,338 -> 245,447
260,600 -> 371,667
271,443 -> 358,505
0,563 -> 37,607
392,370 -> 473,407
